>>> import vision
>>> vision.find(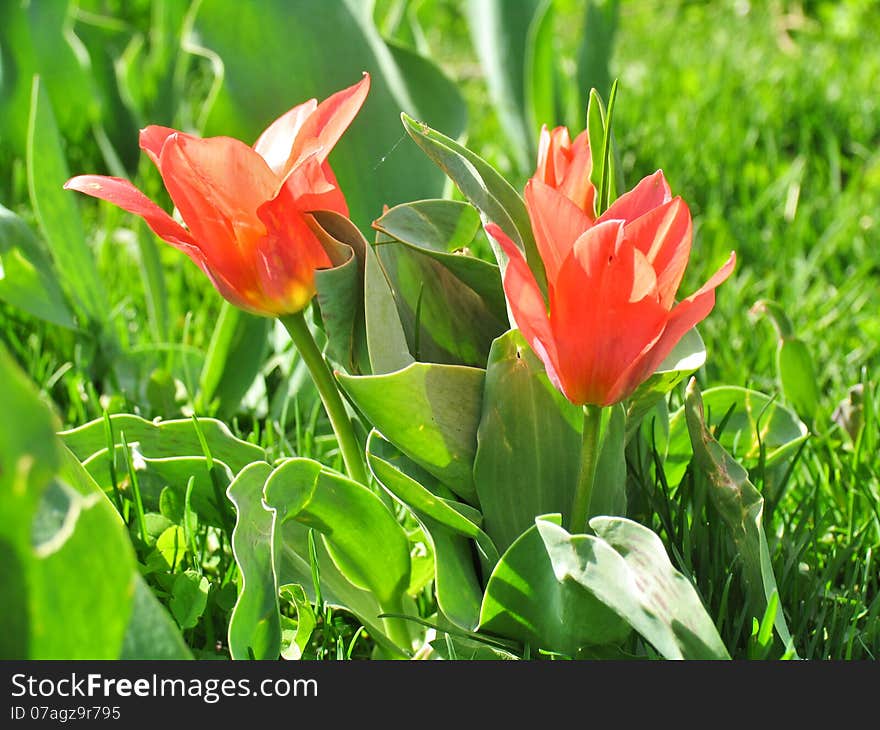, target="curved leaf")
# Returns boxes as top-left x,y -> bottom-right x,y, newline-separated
264,458 -> 411,608
338,362 -> 485,501
226,462 -> 279,660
